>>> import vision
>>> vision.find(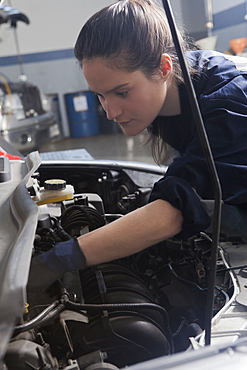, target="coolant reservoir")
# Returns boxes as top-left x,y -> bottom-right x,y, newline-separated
32,179 -> 74,206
